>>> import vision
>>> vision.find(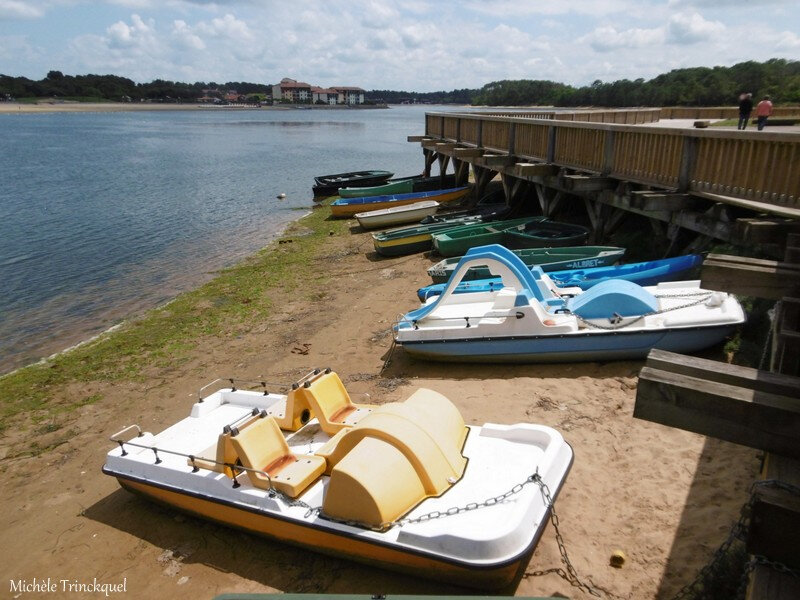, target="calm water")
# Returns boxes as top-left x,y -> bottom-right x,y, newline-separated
0,105 -> 456,373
